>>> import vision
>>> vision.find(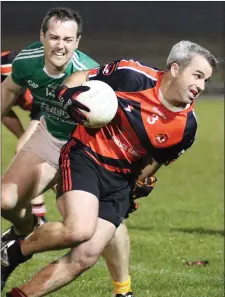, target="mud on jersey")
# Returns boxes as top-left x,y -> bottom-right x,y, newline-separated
72,59 -> 197,174
11,42 -> 99,140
